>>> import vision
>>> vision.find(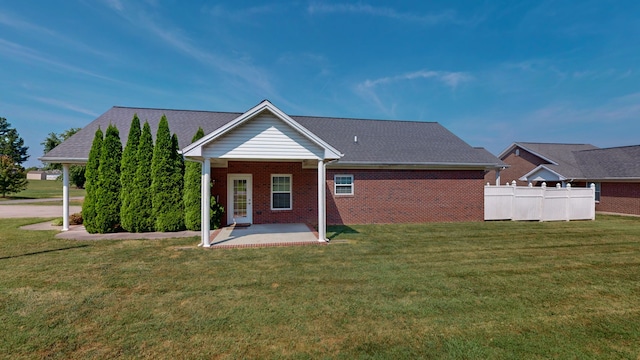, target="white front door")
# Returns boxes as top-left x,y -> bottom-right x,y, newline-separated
227,174 -> 252,225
